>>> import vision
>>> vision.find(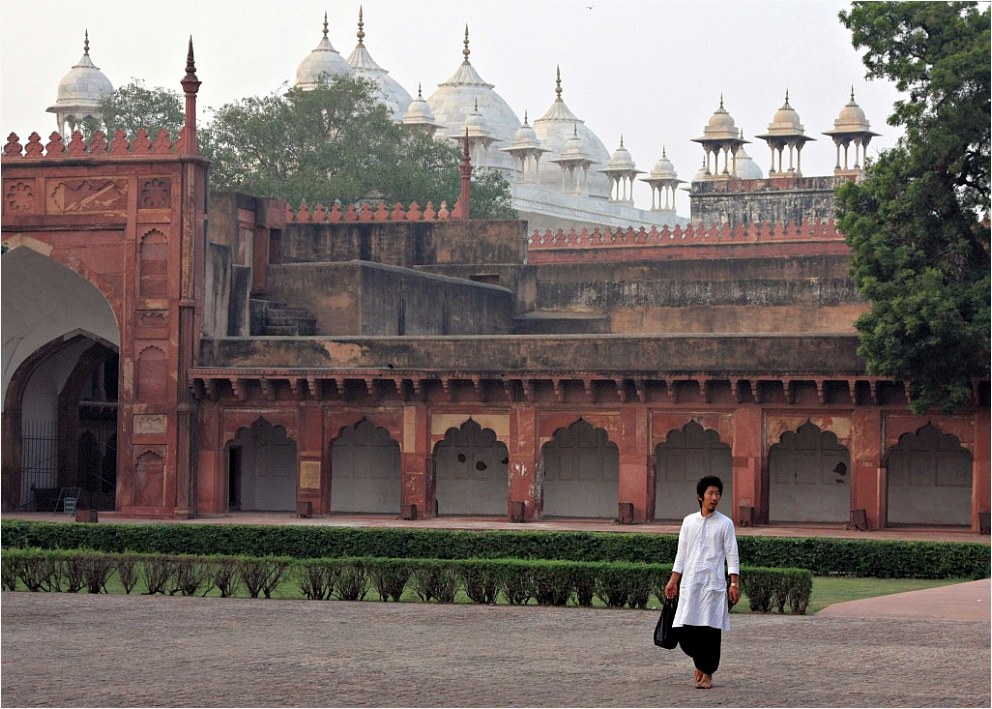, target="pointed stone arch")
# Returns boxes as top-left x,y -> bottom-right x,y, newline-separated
768,420 -> 850,523
226,417 -> 298,511
654,420 -> 732,521
540,418 -> 618,518
886,423 -> 972,526
329,417 -> 401,514
433,417 -> 509,515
